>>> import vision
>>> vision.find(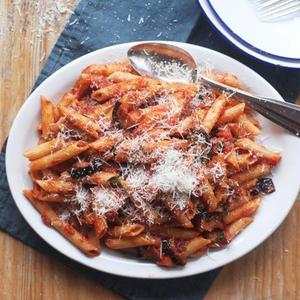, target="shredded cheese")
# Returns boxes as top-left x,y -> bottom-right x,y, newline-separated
92,187 -> 126,216
152,150 -> 196,210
